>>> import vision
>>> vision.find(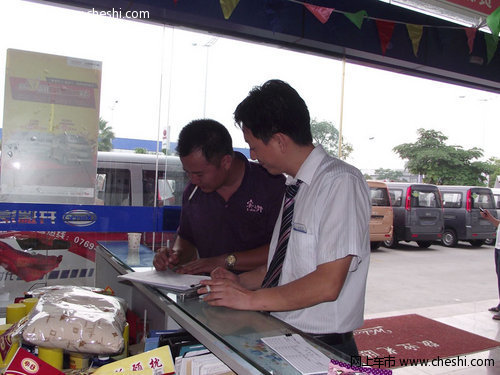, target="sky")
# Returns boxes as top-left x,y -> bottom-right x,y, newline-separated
0,0 -> 499,172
